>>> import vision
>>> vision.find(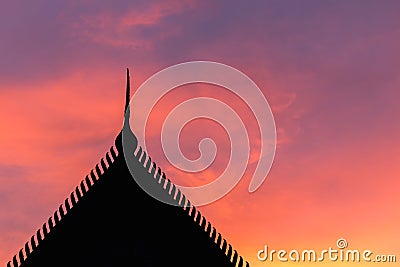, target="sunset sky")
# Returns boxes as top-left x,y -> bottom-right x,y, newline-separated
1,1 -> 399,266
